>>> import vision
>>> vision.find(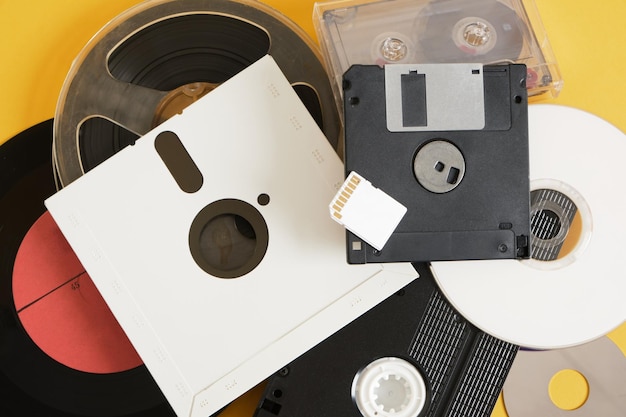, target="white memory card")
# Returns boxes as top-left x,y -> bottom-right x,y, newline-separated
330,172 -> 407,250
